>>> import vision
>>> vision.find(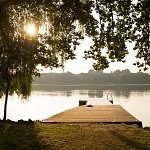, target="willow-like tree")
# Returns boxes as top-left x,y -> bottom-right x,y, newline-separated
0,0 -> 149,121
0,0 -> 97,121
